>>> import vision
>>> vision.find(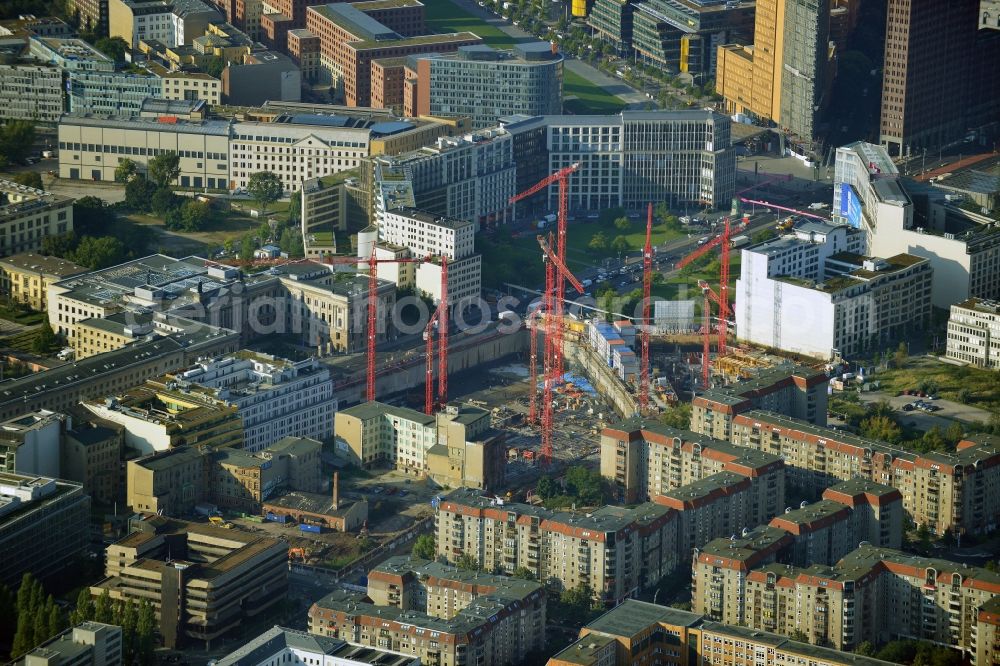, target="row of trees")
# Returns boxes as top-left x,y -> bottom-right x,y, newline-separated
71,589 -> 156,665
41,197 -> 153,269
0,573 -> 67,660
535,466 -> 605,507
